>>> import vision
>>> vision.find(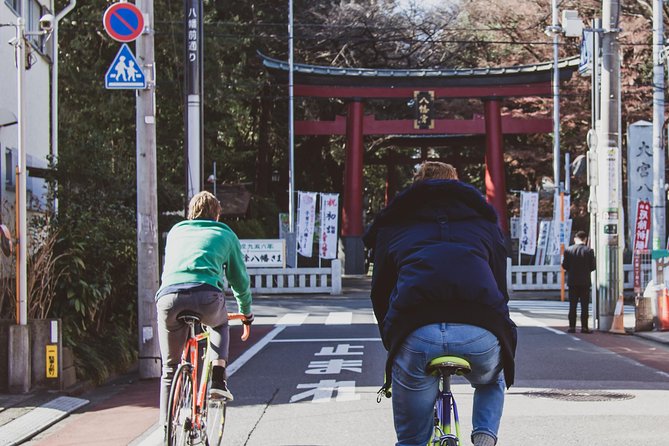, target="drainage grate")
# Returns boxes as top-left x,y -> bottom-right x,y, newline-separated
520,389 -> 635,402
